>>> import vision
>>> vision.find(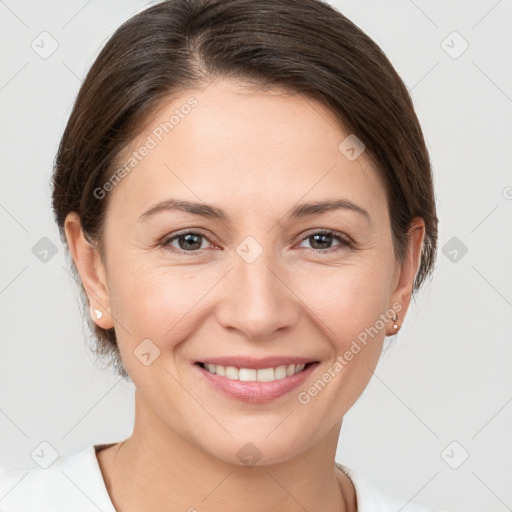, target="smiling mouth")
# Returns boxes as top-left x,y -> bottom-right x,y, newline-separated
196,362 -> 317,383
